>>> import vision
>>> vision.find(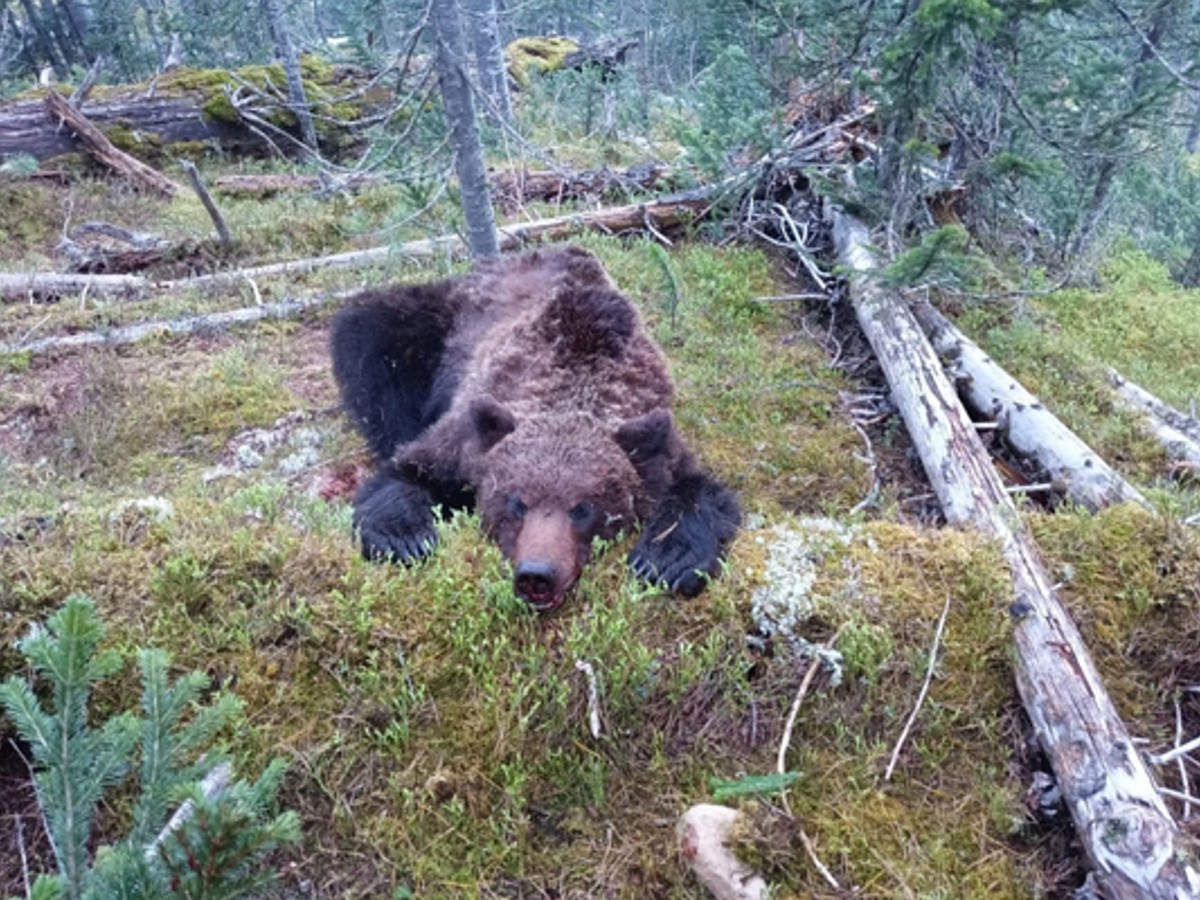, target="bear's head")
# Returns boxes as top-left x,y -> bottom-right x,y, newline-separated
449,398 -> 672,611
